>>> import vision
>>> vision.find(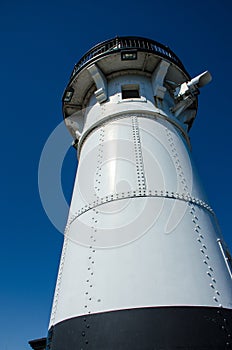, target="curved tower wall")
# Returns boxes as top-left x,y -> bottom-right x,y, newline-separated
47,37 -> 232,350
